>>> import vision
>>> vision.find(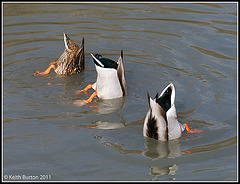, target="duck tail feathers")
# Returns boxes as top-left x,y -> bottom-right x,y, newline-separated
76,37 -> 85,70
63,32 -> 73,53
117,50 -> 126,96
91,53 -> 104,67
147,92 -> 151,108
154,93 -> 159,101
